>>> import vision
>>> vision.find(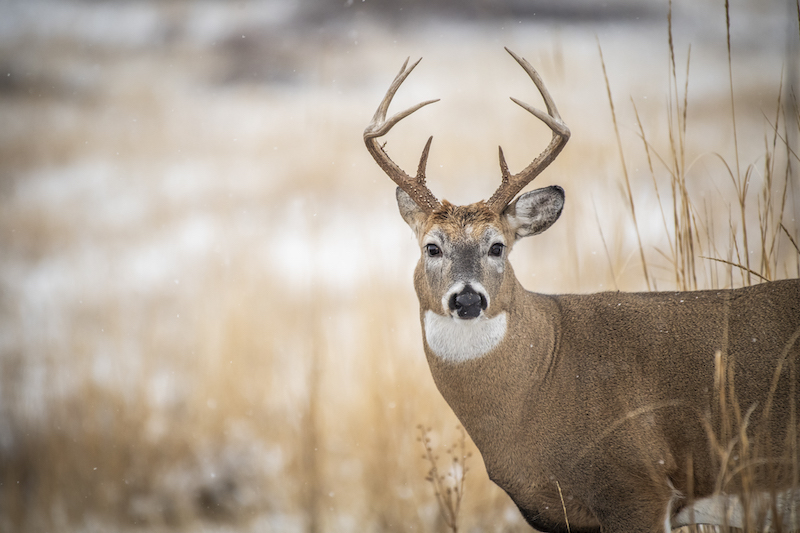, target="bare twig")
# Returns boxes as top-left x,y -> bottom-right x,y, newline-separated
418,425 -> 471,533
